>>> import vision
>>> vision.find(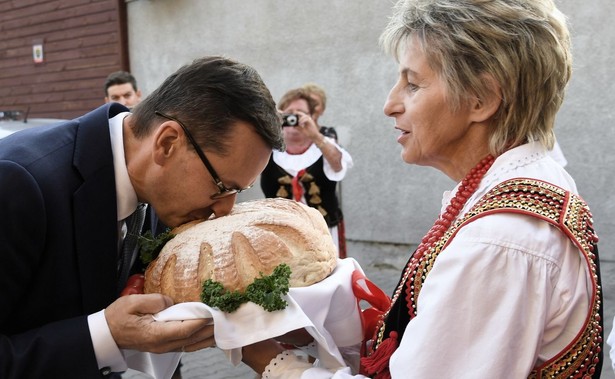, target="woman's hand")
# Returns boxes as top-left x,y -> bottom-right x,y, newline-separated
295,111 -> 321,141
294,111 -> 343,171
275,328 -> 314,347
242,339 -> 286,374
